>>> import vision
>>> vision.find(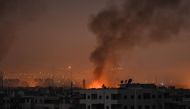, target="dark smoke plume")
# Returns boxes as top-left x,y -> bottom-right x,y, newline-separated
0,0 -> 45,63
90,0 -> 190,79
